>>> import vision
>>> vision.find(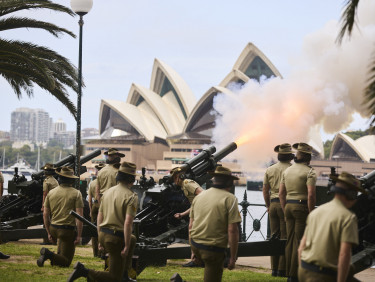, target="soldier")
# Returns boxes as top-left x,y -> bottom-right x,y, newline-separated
171,167 -> 204,267
0,170 -> 4,198
96,148 -> 125,205
279,142 -> 316,282
37,166 -> 84,267
67,162 -> 138,282
298,172 -> 361,282
189,166 -> 242,282
263,143 -> 294,277
41,163 -> 58,212
88,163 -> 105,257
